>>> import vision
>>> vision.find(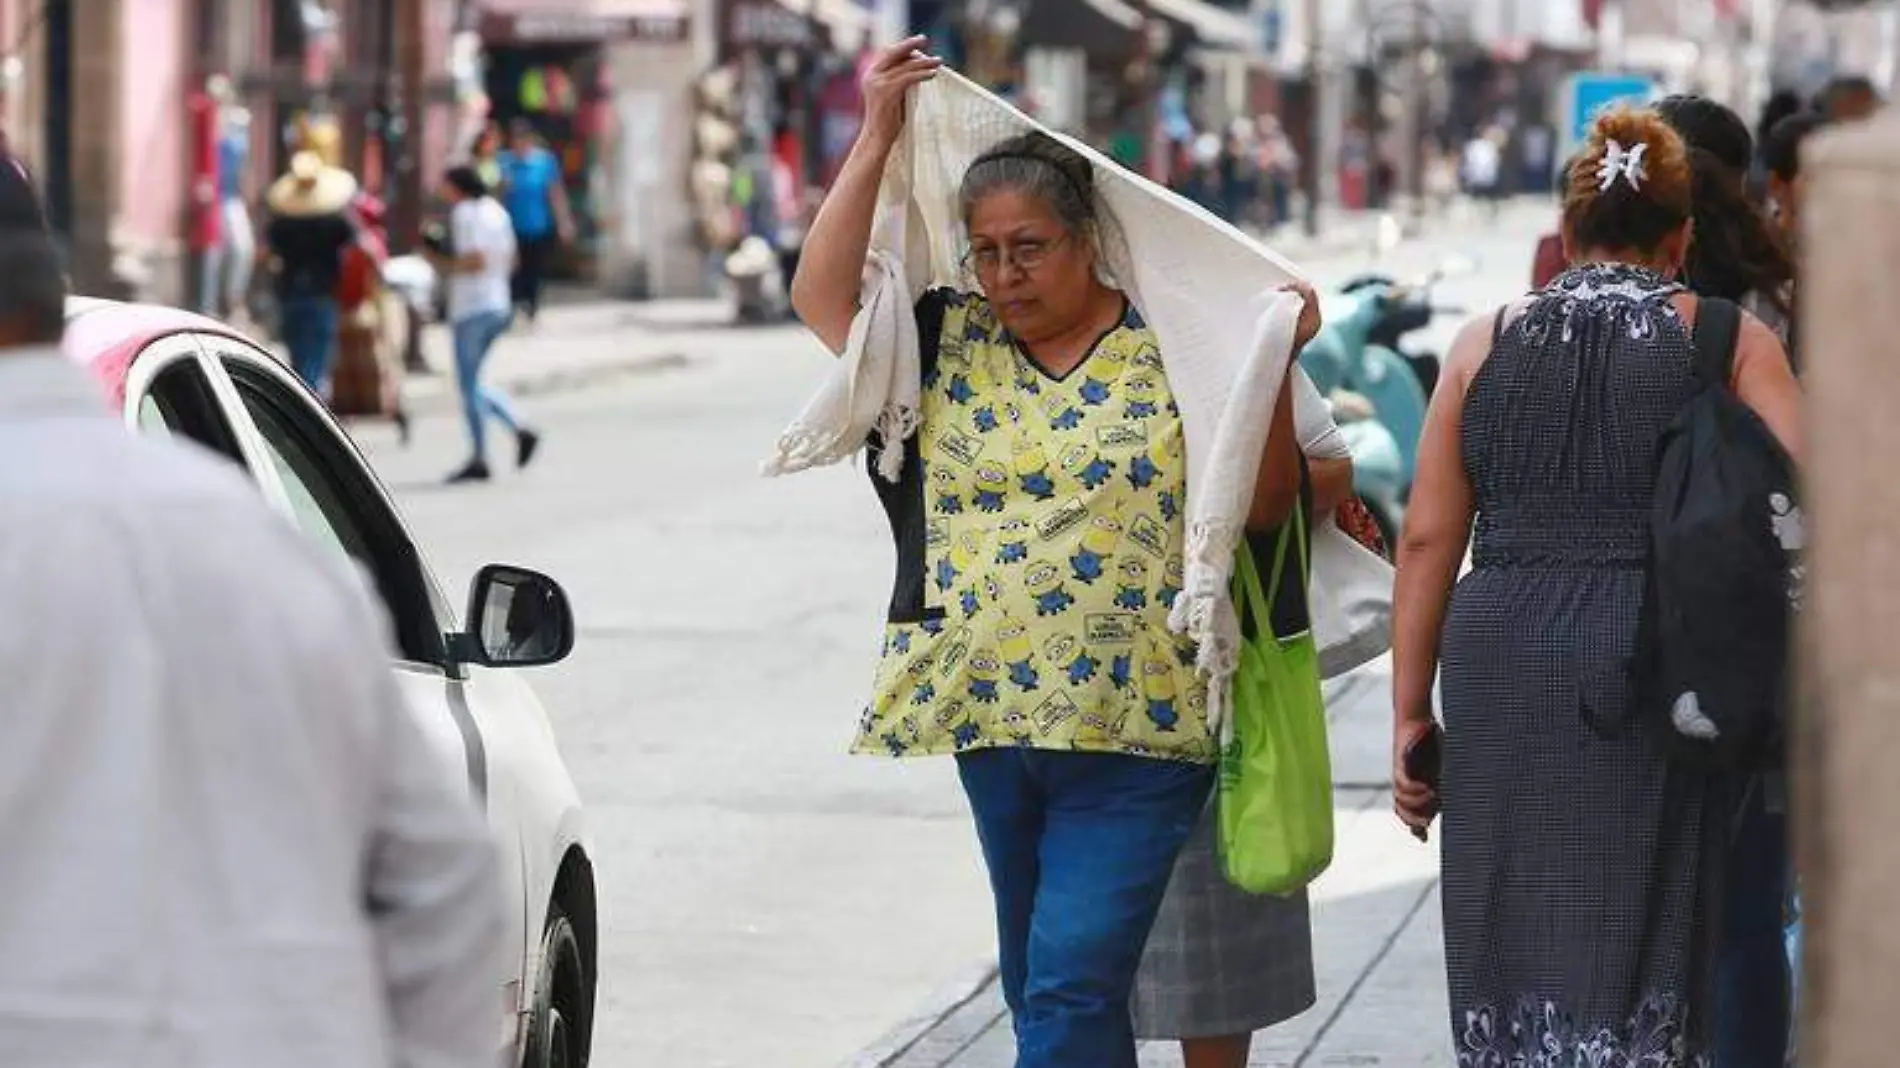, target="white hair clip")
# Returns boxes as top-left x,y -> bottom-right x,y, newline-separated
1596,139 -> 1649,192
